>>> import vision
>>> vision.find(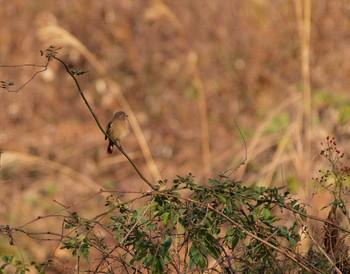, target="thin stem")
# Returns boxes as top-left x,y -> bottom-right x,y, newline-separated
53,56 -> 158,192
1,62 -> 49,92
